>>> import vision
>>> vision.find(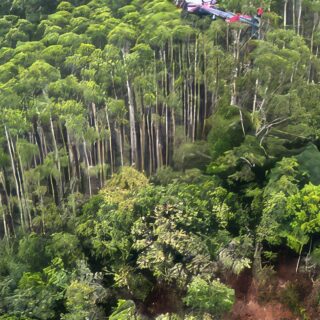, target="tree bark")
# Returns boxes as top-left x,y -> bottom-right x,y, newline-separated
82,135 -> 92,196
50,116 -> 63,204
284,0 -> 288,28
5,126 -> 25,231
105,105 -> 114,175
122,48 -> 138,167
